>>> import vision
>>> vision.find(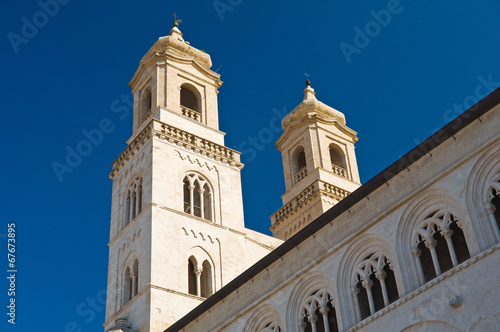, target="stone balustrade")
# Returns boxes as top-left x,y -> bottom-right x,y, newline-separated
332,164 -> 348,178
181,107 -> 201,121
271,181 -> 352,225
295,168 -> 308,184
